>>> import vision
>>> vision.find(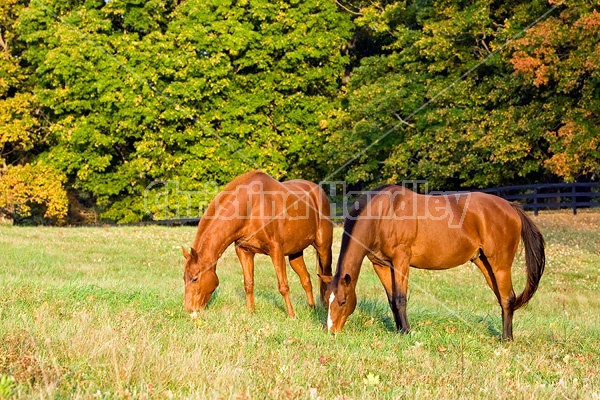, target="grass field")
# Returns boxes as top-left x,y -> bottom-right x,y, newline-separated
1,211 -> 599,399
